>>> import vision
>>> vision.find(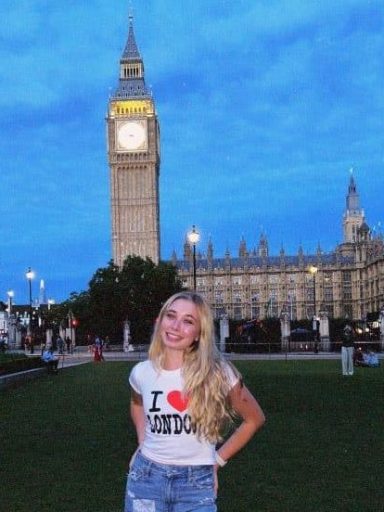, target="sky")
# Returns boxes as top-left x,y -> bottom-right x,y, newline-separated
1,0 -> 383,305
